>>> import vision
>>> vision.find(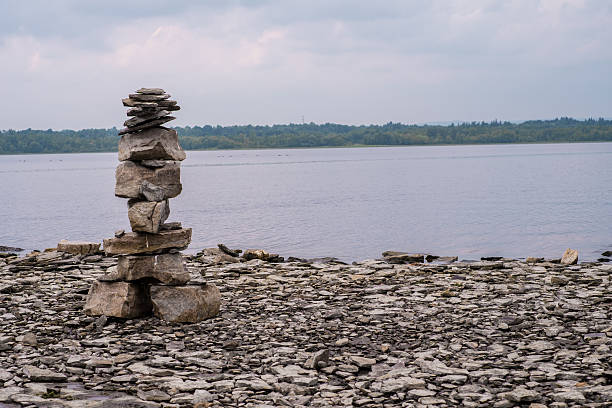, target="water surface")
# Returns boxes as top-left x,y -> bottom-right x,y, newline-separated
1,143 -> 610,261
